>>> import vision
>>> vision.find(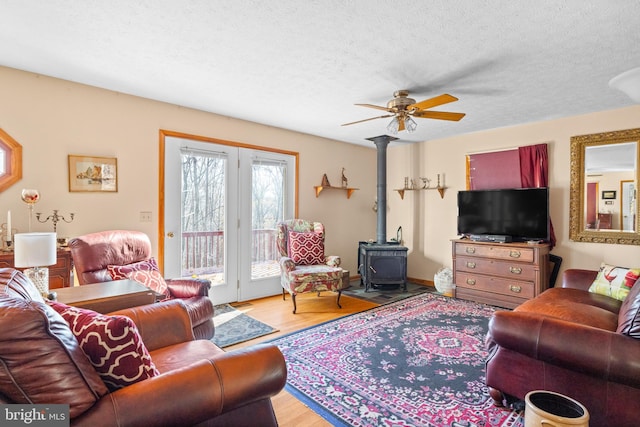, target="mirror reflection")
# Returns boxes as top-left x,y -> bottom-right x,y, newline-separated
570,128 -> 640,245
0,129 -> 23,193
584,142 -> 636,231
